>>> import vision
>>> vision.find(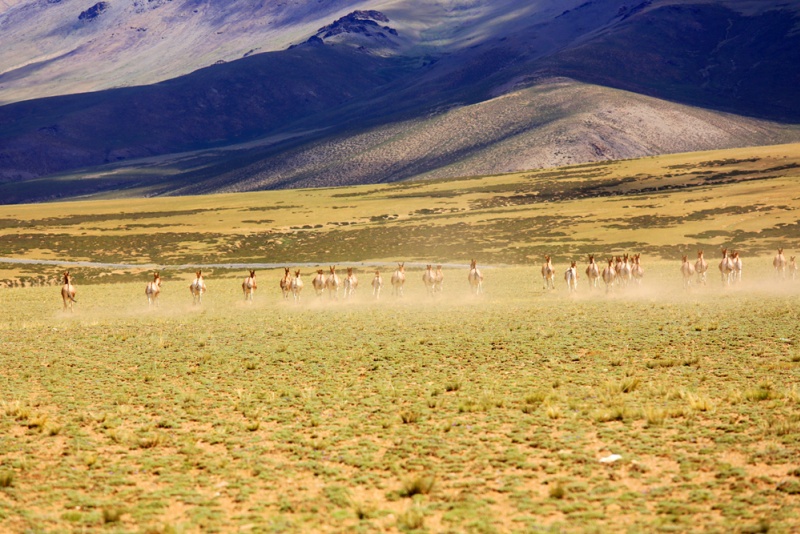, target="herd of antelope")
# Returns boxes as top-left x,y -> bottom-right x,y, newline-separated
55,249 -> 797,310
56,261 -> 476,310
680,248 -> 796,289
543,253 -> 645,294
